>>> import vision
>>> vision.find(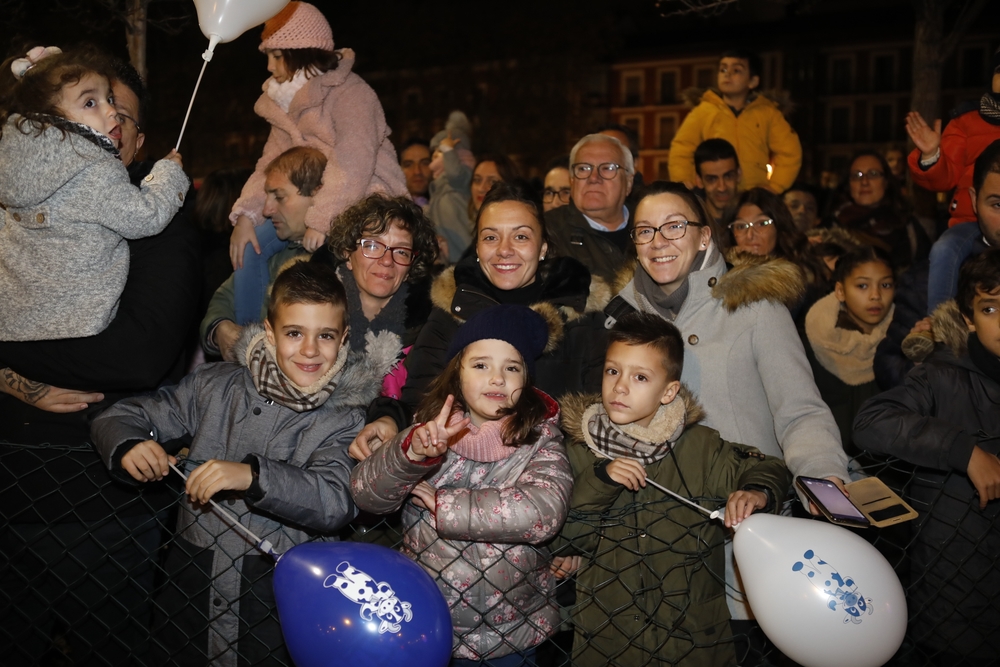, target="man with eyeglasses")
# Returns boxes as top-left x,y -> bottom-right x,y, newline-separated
542,155 -> 571,213
544,134 -> 636,282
